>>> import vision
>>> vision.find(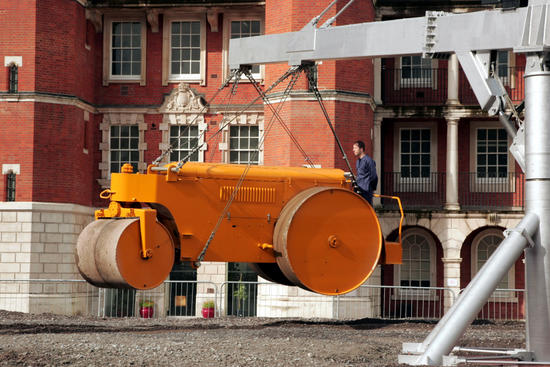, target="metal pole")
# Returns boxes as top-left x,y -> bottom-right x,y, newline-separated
524,64 -> 550,361
400,212 -> 539,365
